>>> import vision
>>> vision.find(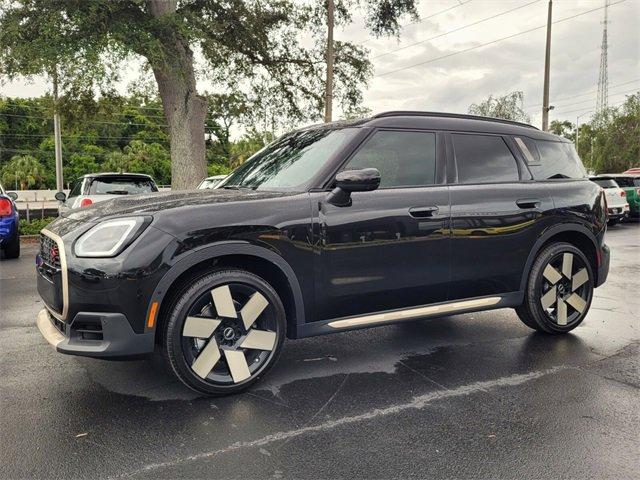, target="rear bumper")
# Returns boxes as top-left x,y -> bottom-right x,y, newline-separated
607,205 -> 629,220
36,308 -> 155,359
0,216 -> 18,243
595,243 -> 610,288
